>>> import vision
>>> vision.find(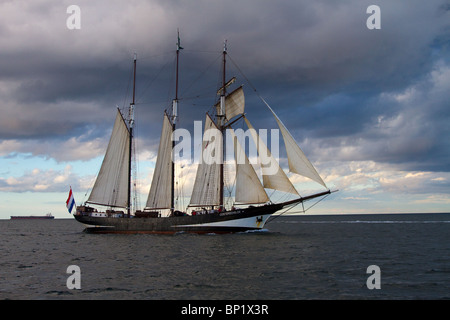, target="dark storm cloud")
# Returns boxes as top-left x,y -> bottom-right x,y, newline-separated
306,60 -> 450,172
0,0 -> 449,174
